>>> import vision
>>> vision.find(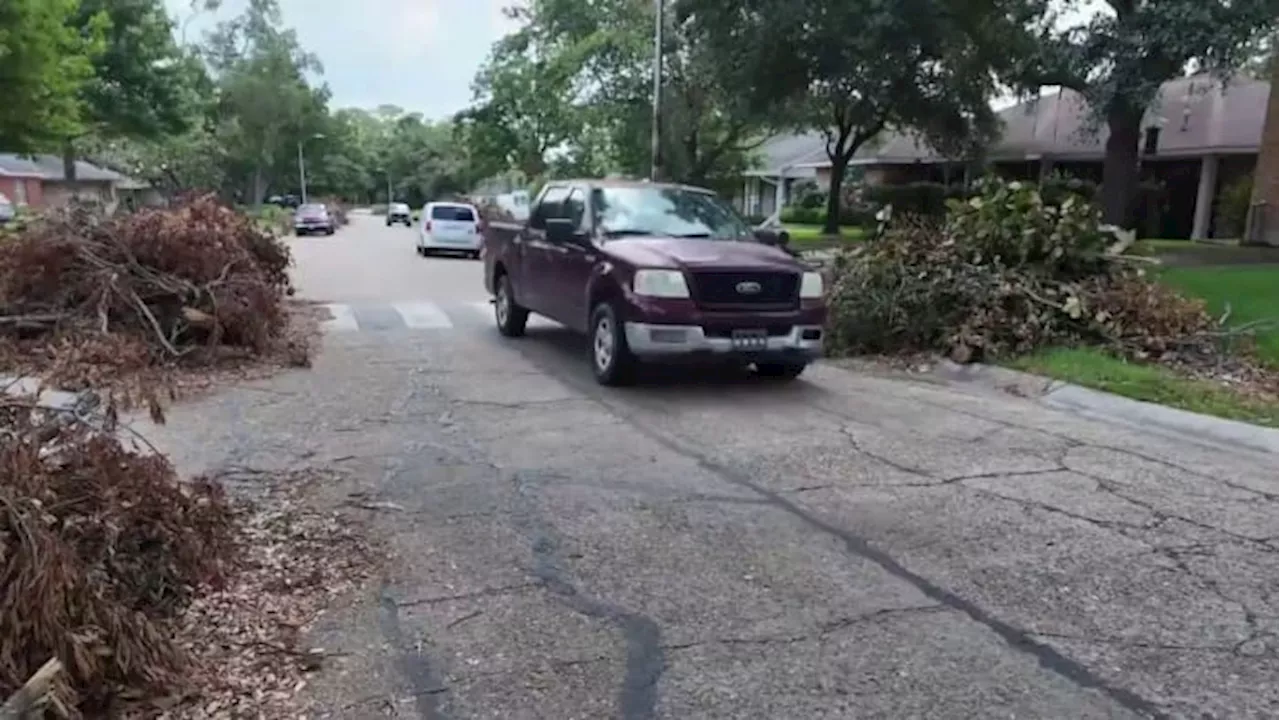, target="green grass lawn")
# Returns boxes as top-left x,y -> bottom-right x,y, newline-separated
1159,265 -> 1279,365
1009,347 -> 1278,426
1008,263 -> 1279,426
783,223 -> 866,249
